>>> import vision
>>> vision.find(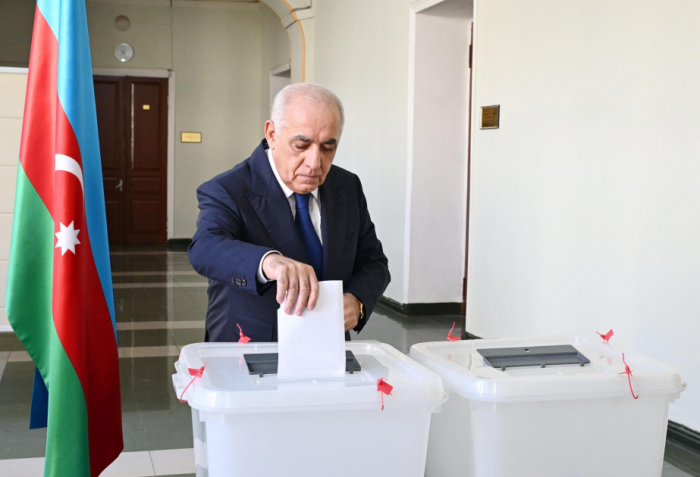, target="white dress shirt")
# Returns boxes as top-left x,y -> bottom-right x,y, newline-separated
256,148 -> 323,283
